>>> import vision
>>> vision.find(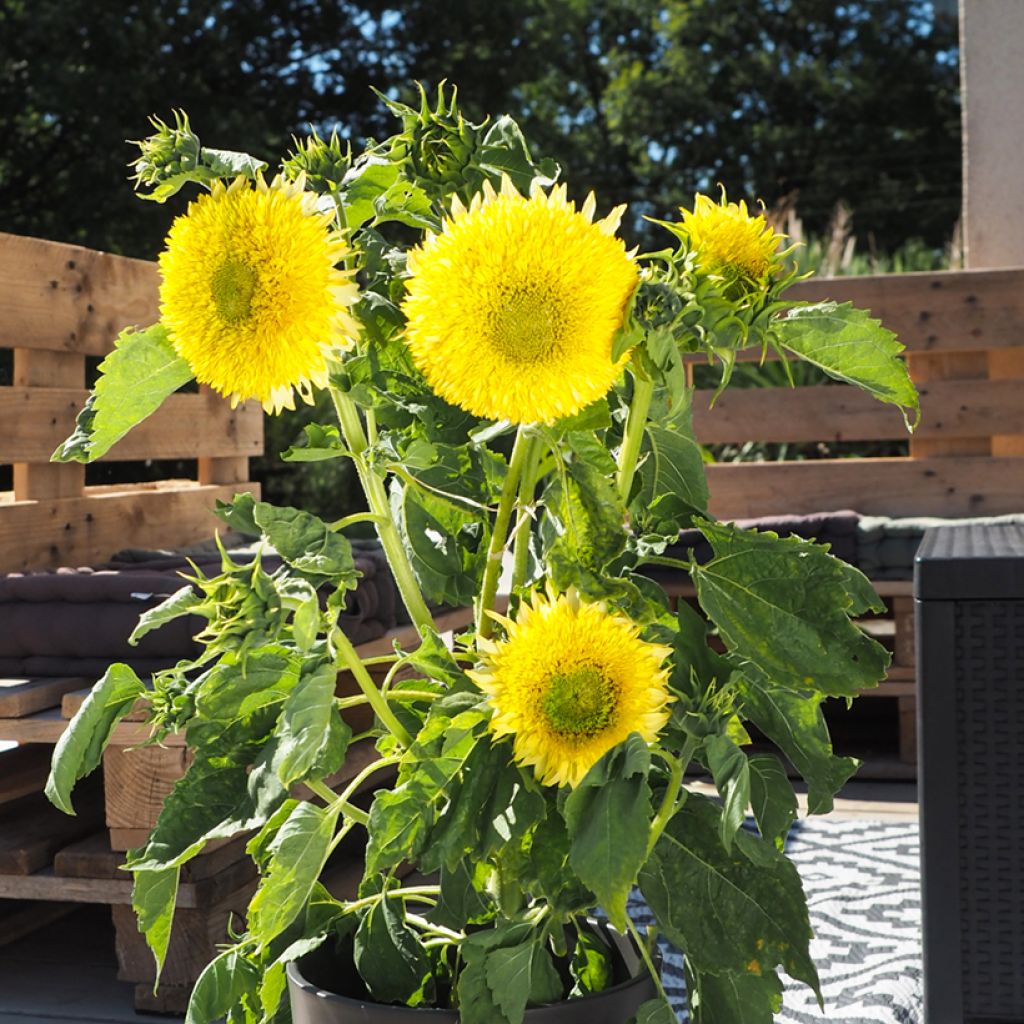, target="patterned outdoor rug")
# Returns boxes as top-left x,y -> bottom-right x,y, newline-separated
628,818 -> 922,1023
